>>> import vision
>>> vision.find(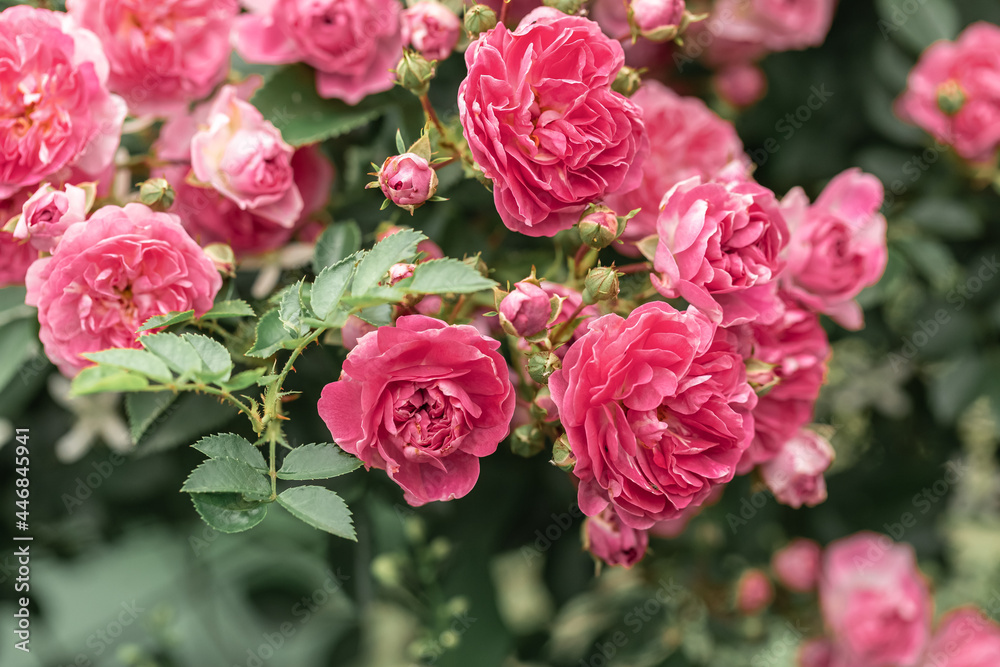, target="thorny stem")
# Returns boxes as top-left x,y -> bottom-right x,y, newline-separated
550,303 -> 587,345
